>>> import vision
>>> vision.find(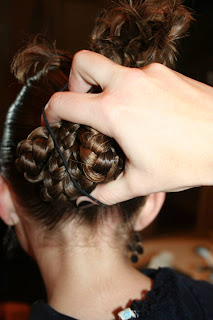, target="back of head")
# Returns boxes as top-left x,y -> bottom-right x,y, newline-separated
0,0 -> 193,231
